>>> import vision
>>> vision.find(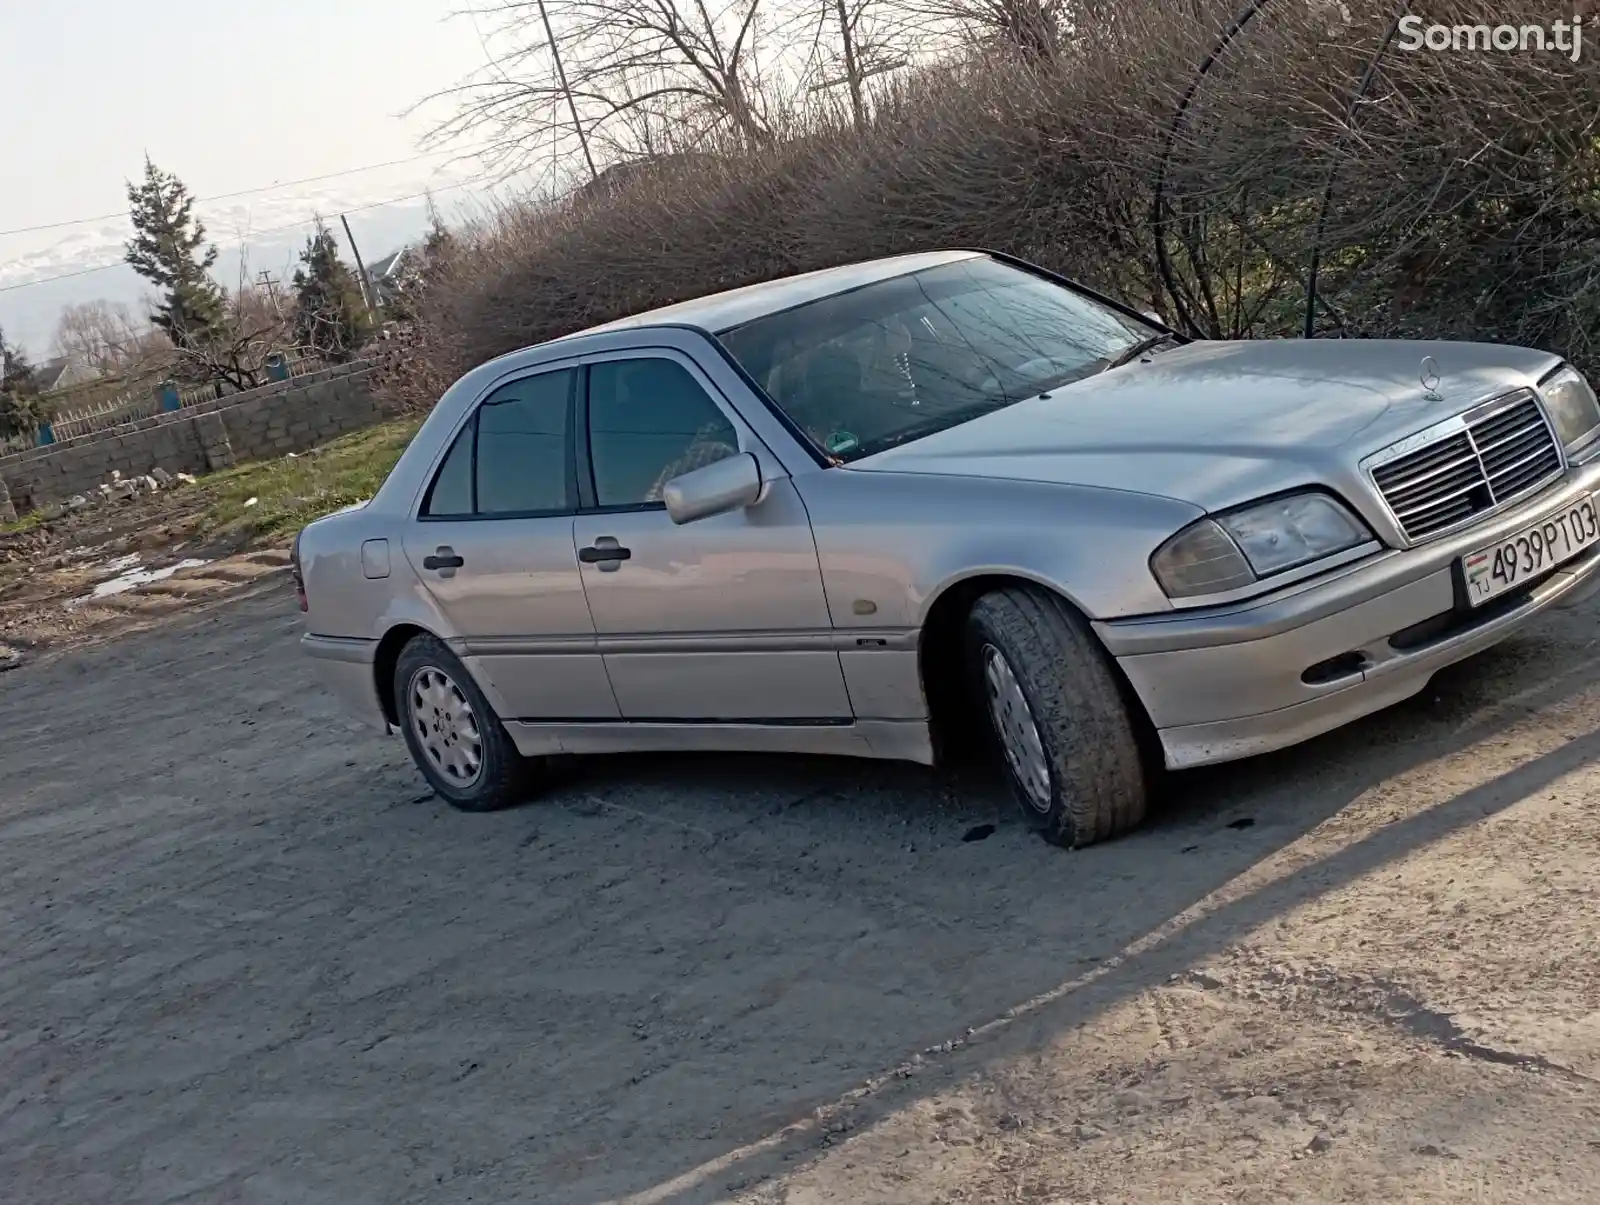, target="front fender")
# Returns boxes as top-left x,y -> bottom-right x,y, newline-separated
798,469 -> 1200,628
